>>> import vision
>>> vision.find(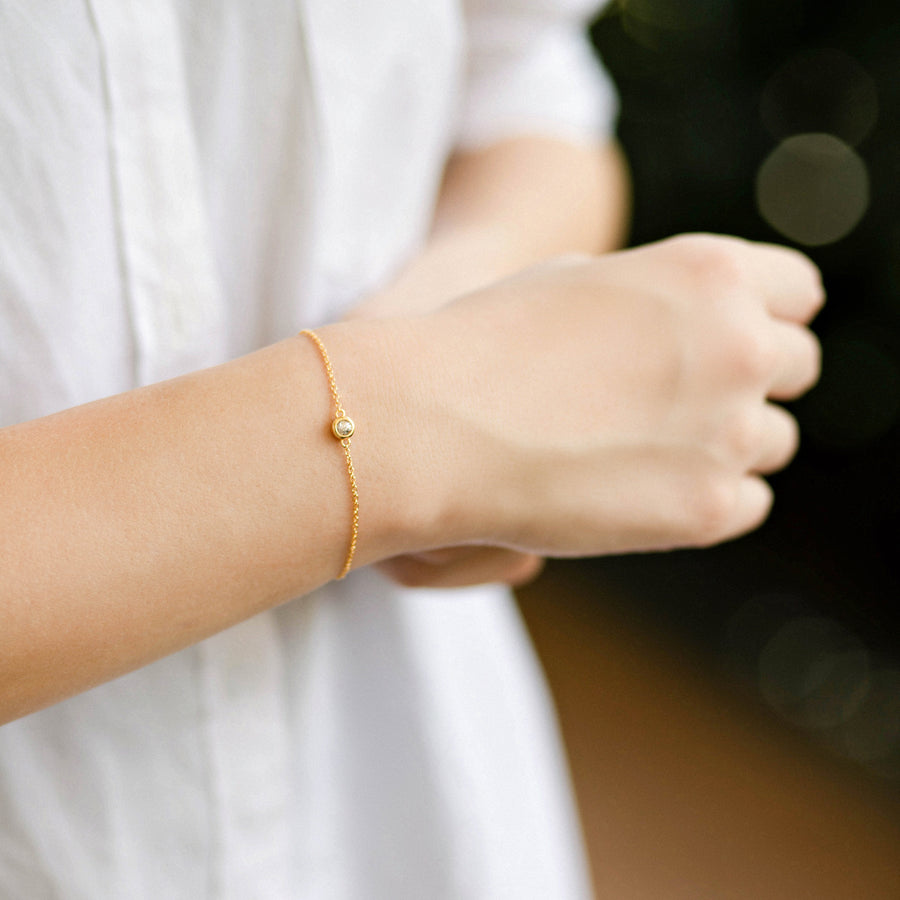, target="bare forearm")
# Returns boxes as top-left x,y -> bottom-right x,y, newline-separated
1,236 -> 822,724
0,329 -> 417,722
0,132 -> 629,716
352,136 -> 630,318
434,136 -> 629,254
